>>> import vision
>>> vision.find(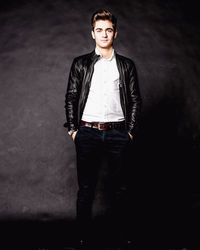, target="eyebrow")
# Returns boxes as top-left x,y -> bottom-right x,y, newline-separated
95,27 -> 114,31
